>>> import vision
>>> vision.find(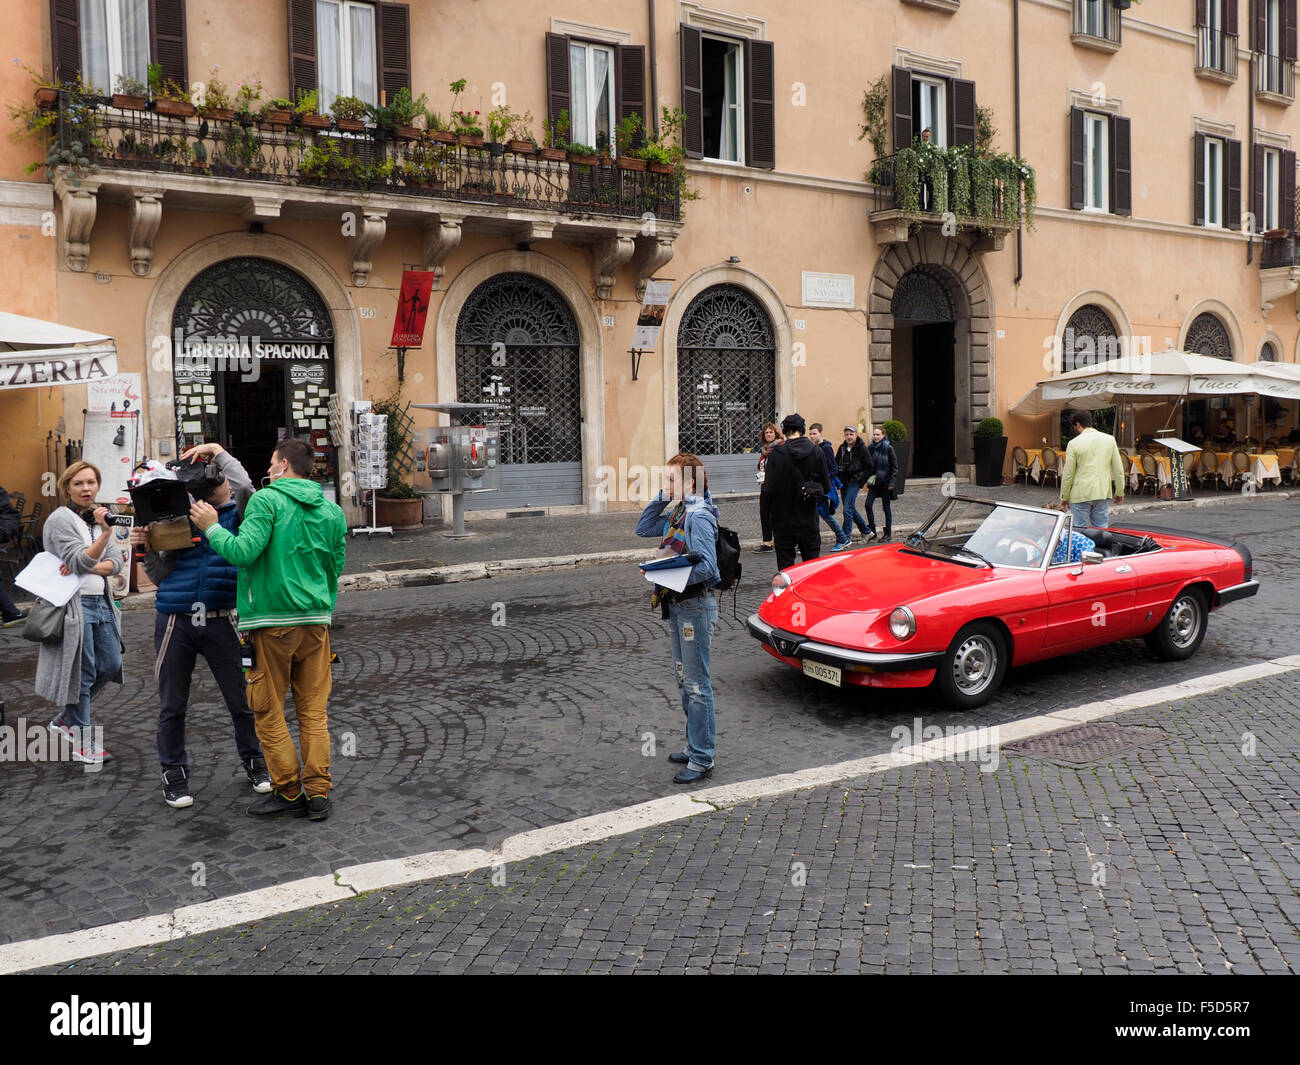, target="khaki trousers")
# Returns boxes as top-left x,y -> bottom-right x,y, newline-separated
247,625 -> 333,797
